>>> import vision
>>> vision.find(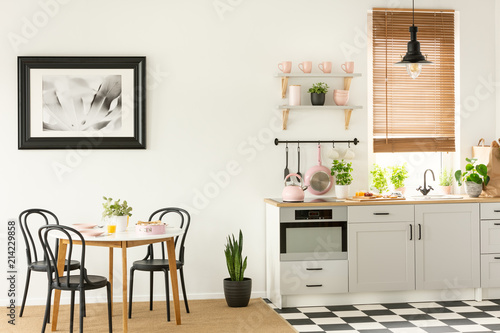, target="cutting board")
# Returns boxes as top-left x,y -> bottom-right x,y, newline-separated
345,196 -> 406,202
